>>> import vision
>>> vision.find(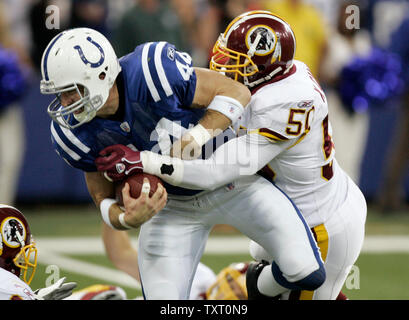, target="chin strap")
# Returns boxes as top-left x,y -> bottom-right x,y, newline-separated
245,66 -> 283,88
